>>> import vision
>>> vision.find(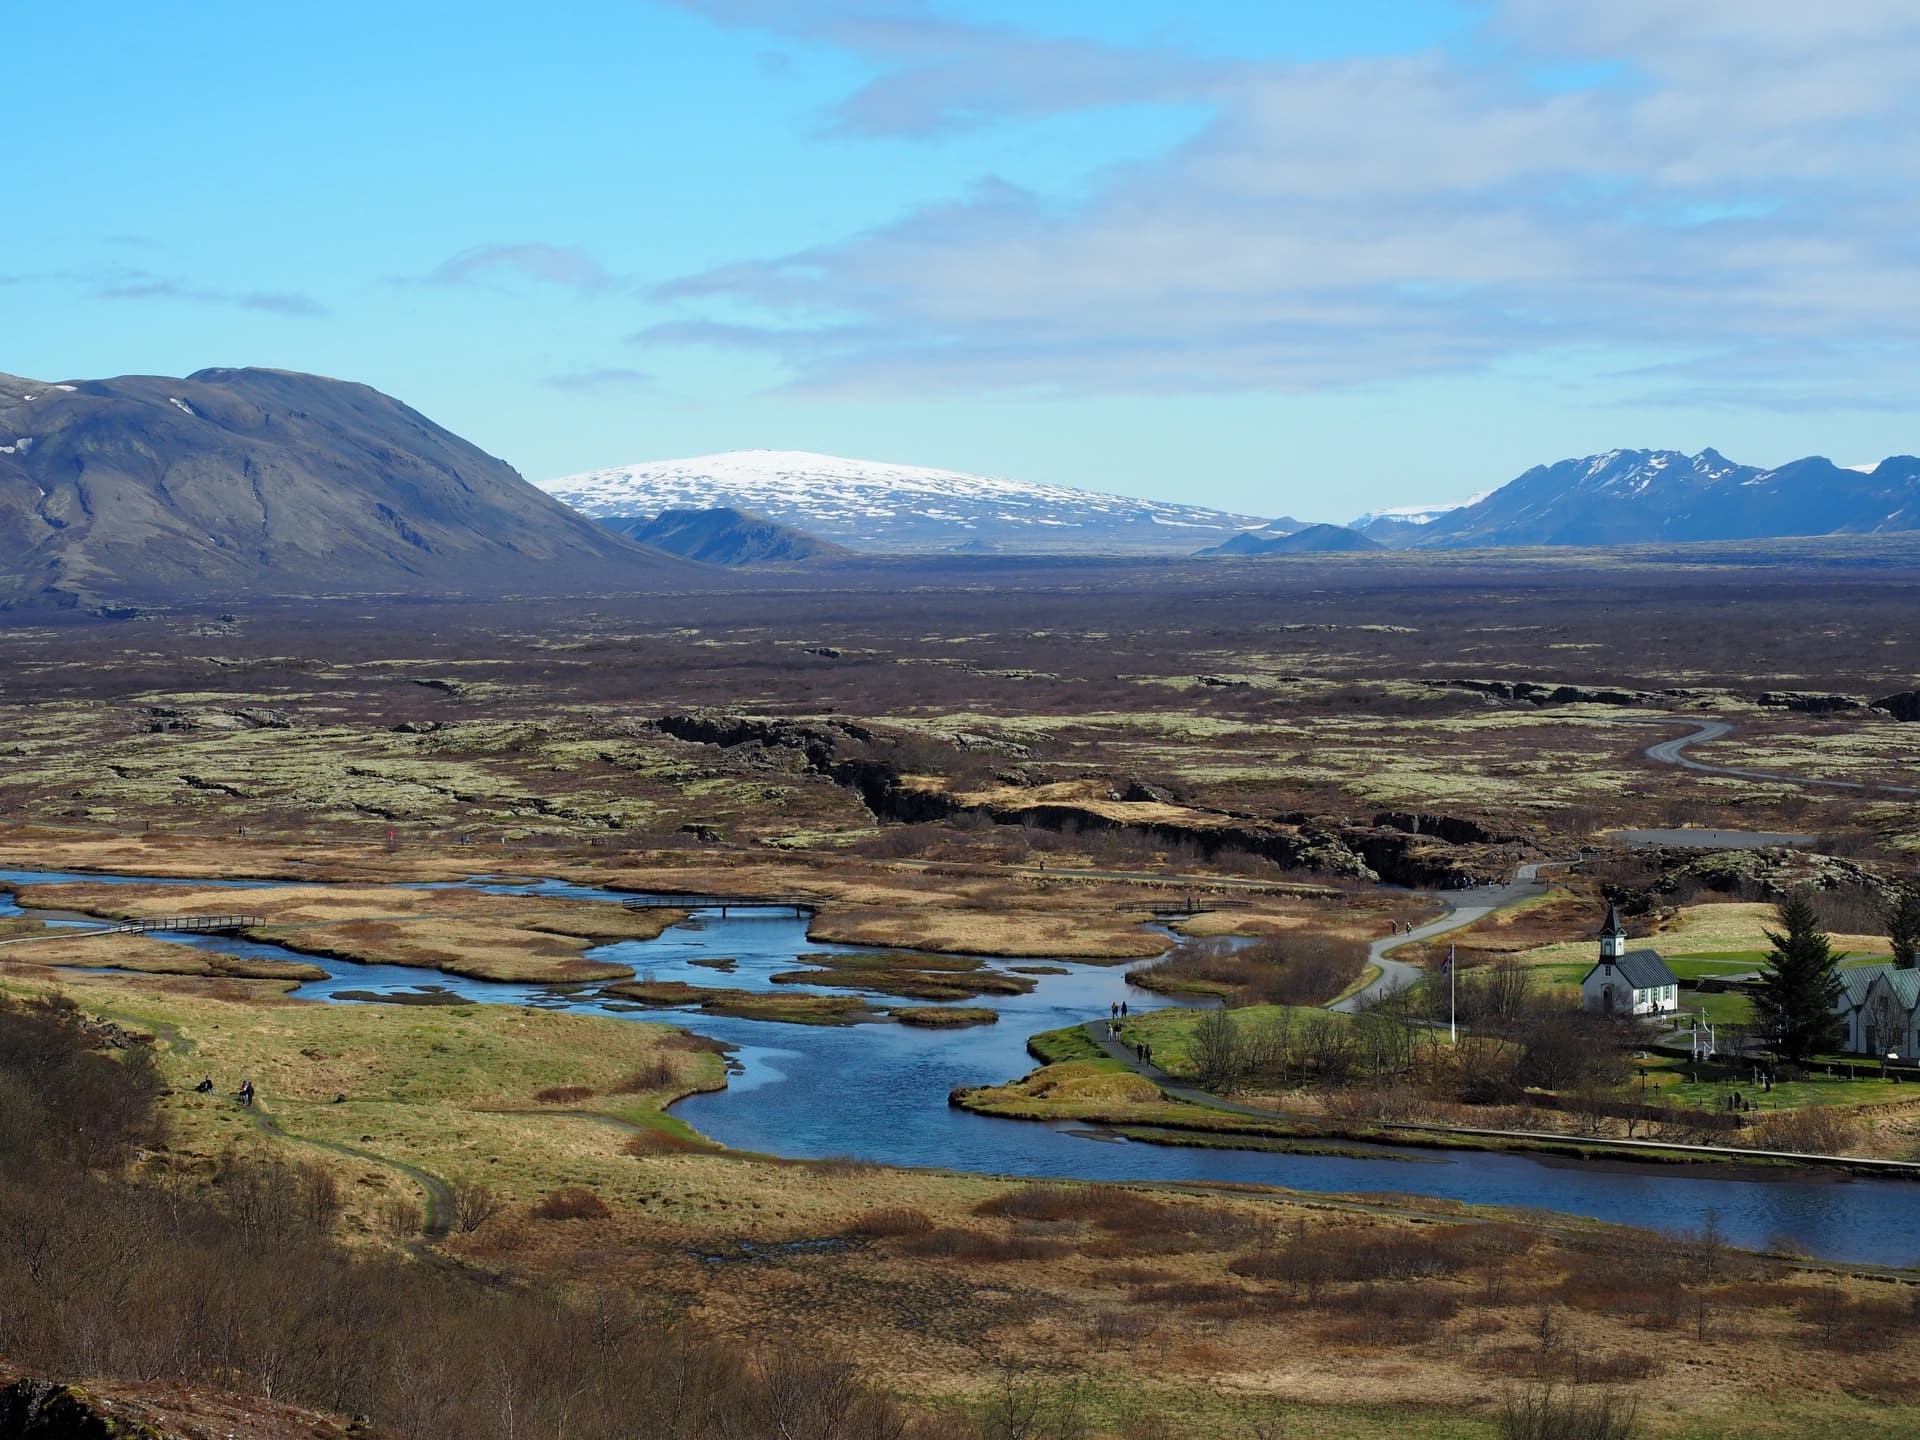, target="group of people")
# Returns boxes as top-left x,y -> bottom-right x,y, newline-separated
192,1075 -> 255,1107
1102,1001 -> 1156,1067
